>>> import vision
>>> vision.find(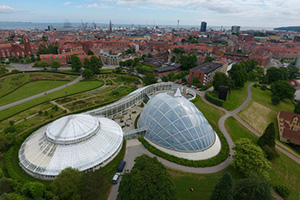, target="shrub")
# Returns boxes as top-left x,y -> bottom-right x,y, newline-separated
261,146 -> 279,160
261,85 -> 267,90
274,185 -> 291,199
38,111 -> 43,115
4,126 -> 16,134
271,95 -> 280,105
254,83 -> 258,87
5,146 -> 21,181
205,91 -> 224,107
